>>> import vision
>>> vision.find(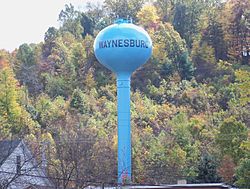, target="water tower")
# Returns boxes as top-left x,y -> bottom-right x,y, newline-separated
94,19 -> 152,184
